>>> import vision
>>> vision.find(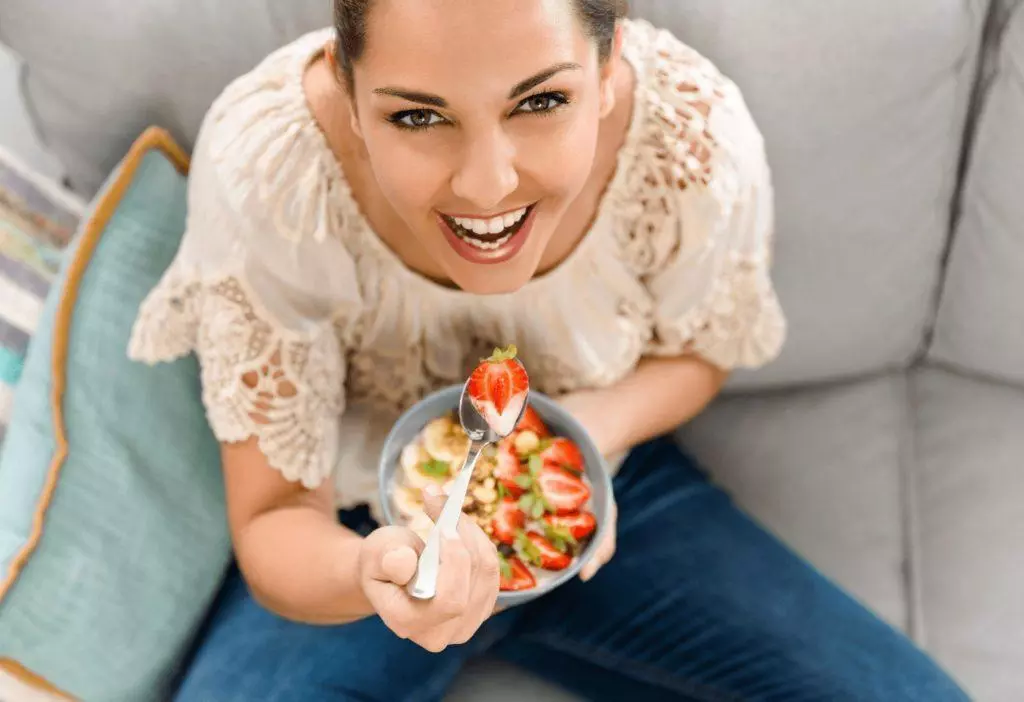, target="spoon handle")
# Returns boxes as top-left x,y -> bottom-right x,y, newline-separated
407,440 -> 486,600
